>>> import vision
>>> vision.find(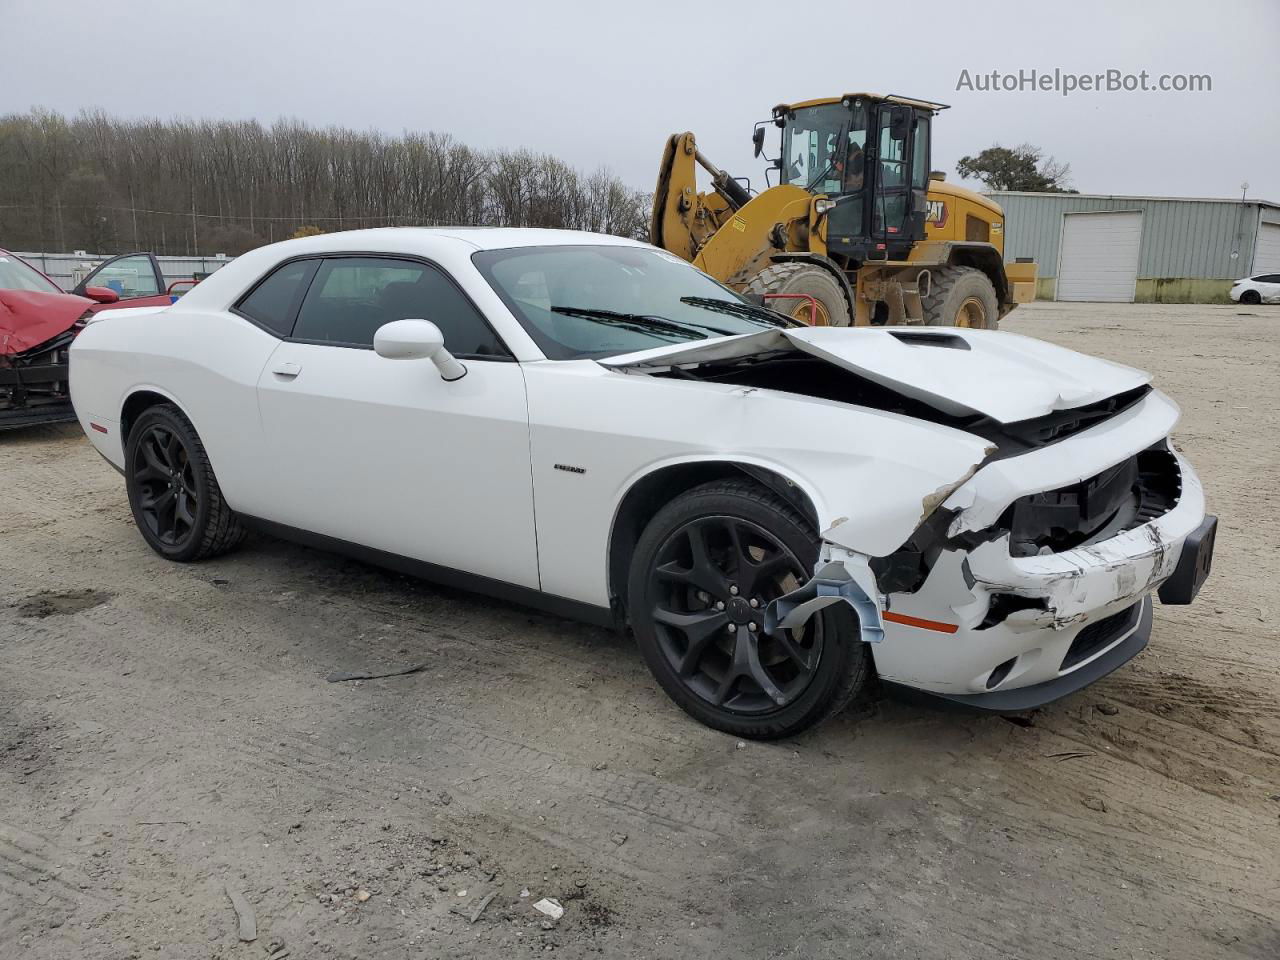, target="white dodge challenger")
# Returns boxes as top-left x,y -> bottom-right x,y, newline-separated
69,228 -> 1217,738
